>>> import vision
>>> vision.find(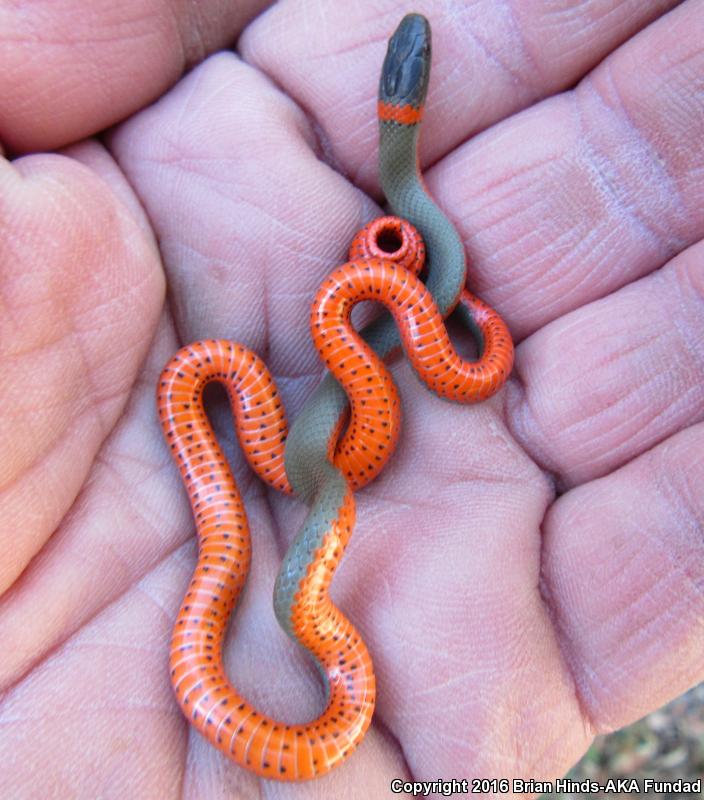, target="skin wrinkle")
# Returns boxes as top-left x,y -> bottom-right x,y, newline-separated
68,294 -> 151,427
603,558 -> 674,641
457,182 -> 568,296
449,192 -> 590,321
496,223 -> 590,302
2,287 -> 80,373
0,531 -> 190,698
613,576 -> 683,655
307,32 -> 387,63
614,38 -> 700,204
172,0 -> 208,69
449,5 -> 529,99
579,386 -> 670,466
234,49 -> 333,174
650,446 -> 704,591
460,140 -> 563,218
671,259 -> 704,376
501,0 -> 546,87
4,622 -> 174,721
505,358 -> 563,482
161,0 -> 190,77
92,452 -> 171,548
363,709 -> 410,775
556,328 -> 663,425
259,220 -> 272,364
524,236 -> 603,315
0,492 -> 171,685
583,68 -> 686,255
537,546 -> 599,735
0,329 -> 112,496
0,22 -> 163,50
506,150 -> 613,304
0,447 -> 56,537
362,478 -> 517,515
573,100 -> 664,259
